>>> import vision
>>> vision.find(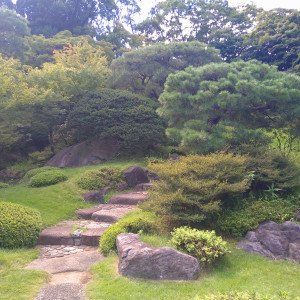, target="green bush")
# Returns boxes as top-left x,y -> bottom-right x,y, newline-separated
0,202 -> 42,248
216,198 -> 299,237
30,170 -> 68,187
77,167 -> 124,191
140,152 -> 251,226
0,182 -> 9,188
194,291 -> 299,300
100,211 -> 158,255
24,166 -> 59,179
170,226 -> 229,265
